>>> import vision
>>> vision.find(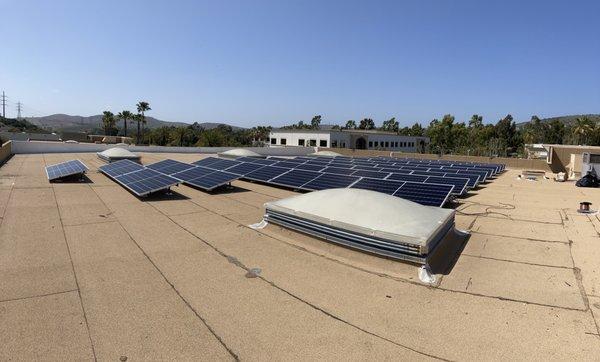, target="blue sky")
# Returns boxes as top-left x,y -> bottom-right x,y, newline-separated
2,0 -> 599,127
